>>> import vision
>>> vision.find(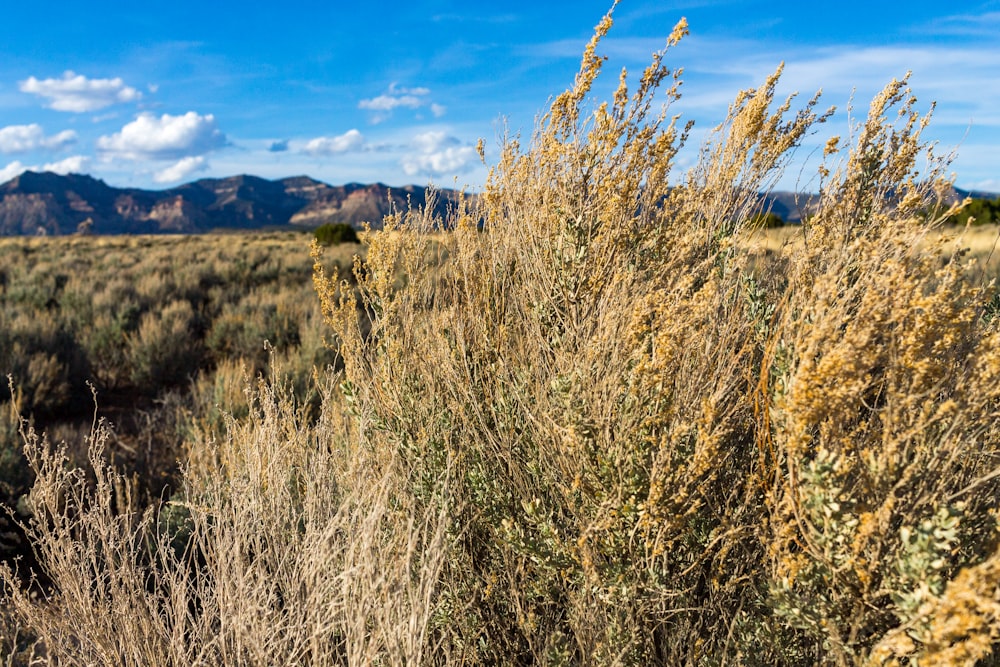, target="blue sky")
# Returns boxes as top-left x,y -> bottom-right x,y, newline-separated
0,1 -> 996,192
